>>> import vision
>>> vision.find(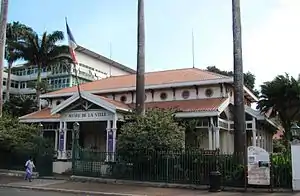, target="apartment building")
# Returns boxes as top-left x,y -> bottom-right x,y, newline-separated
2,45 -> 135,97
